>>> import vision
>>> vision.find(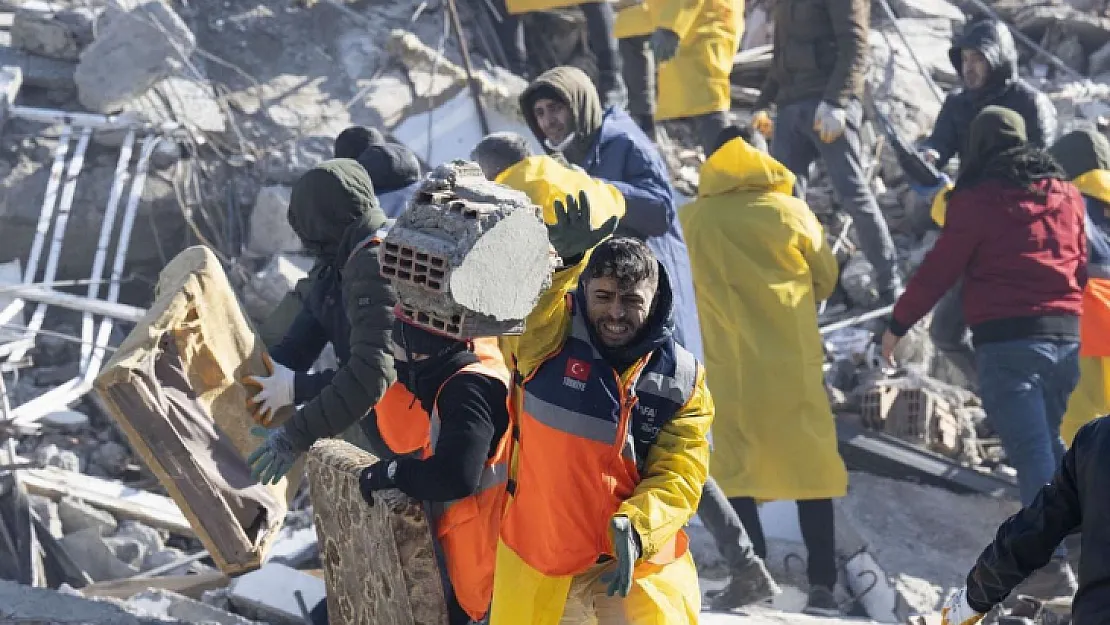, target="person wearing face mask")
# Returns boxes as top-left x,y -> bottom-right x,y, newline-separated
489,194 -> 708,624
357,314 -> 513,625
243,160 -> 397,484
